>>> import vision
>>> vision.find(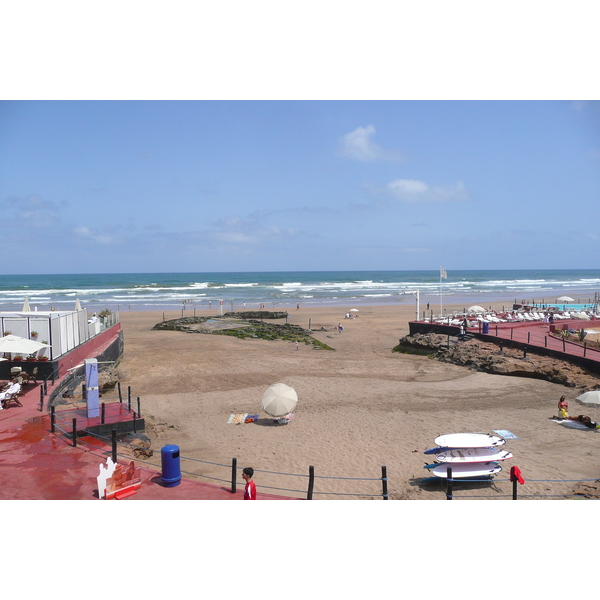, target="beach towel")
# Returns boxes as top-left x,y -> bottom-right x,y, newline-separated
510,466 -> 525,484
245,414 -> 259,423
493,429 -> 518,440
552,419 -> 593,431
227,413 -> 248,424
